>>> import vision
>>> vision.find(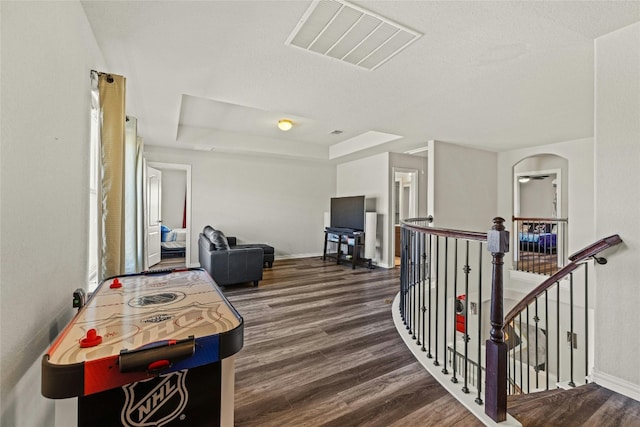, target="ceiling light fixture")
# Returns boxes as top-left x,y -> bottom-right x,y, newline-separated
278,119 -> 293,131
518,177 -> 530,183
